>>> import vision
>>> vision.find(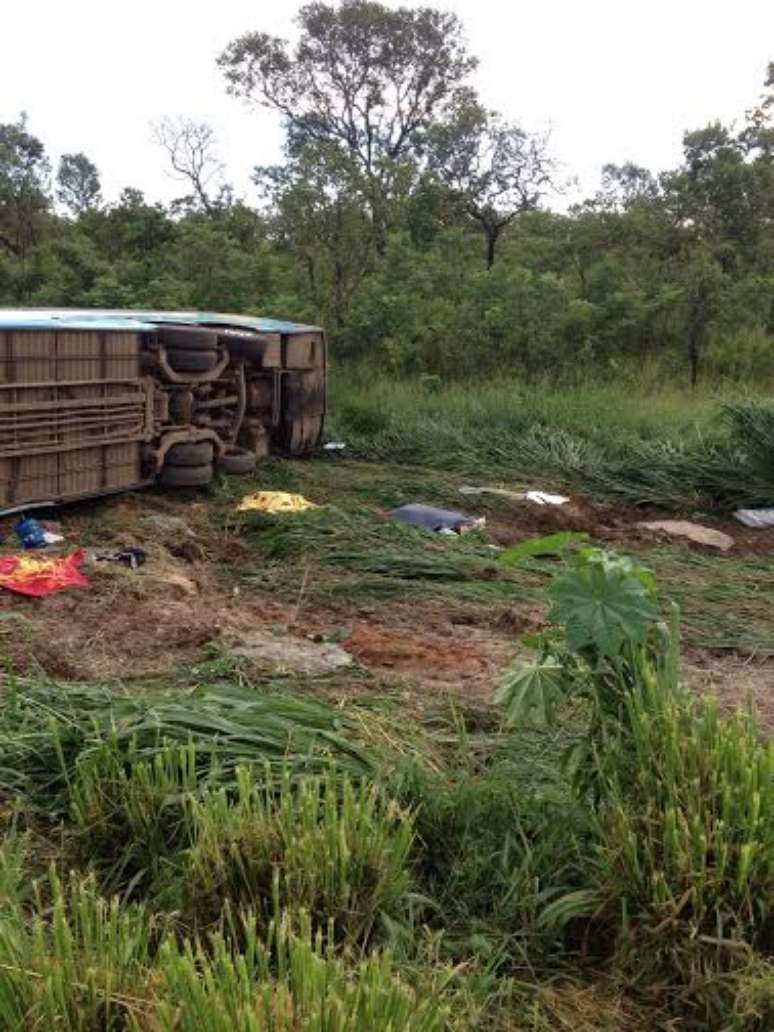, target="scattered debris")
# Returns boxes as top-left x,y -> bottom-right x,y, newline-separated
458,487 -> 569,507
390,503 -> 485,534
237,491 -> 318,514
525,490 -> 570,506
95,547 -> 148,570
227,628 -> 352,676
141,514 -> 198,537
733,508 -> 774,529
0,550 -> 89,596
637,520 -> 734,552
